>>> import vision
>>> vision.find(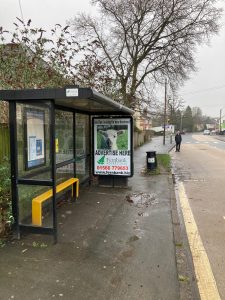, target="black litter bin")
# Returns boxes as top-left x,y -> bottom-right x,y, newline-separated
146,151 -> 157,170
